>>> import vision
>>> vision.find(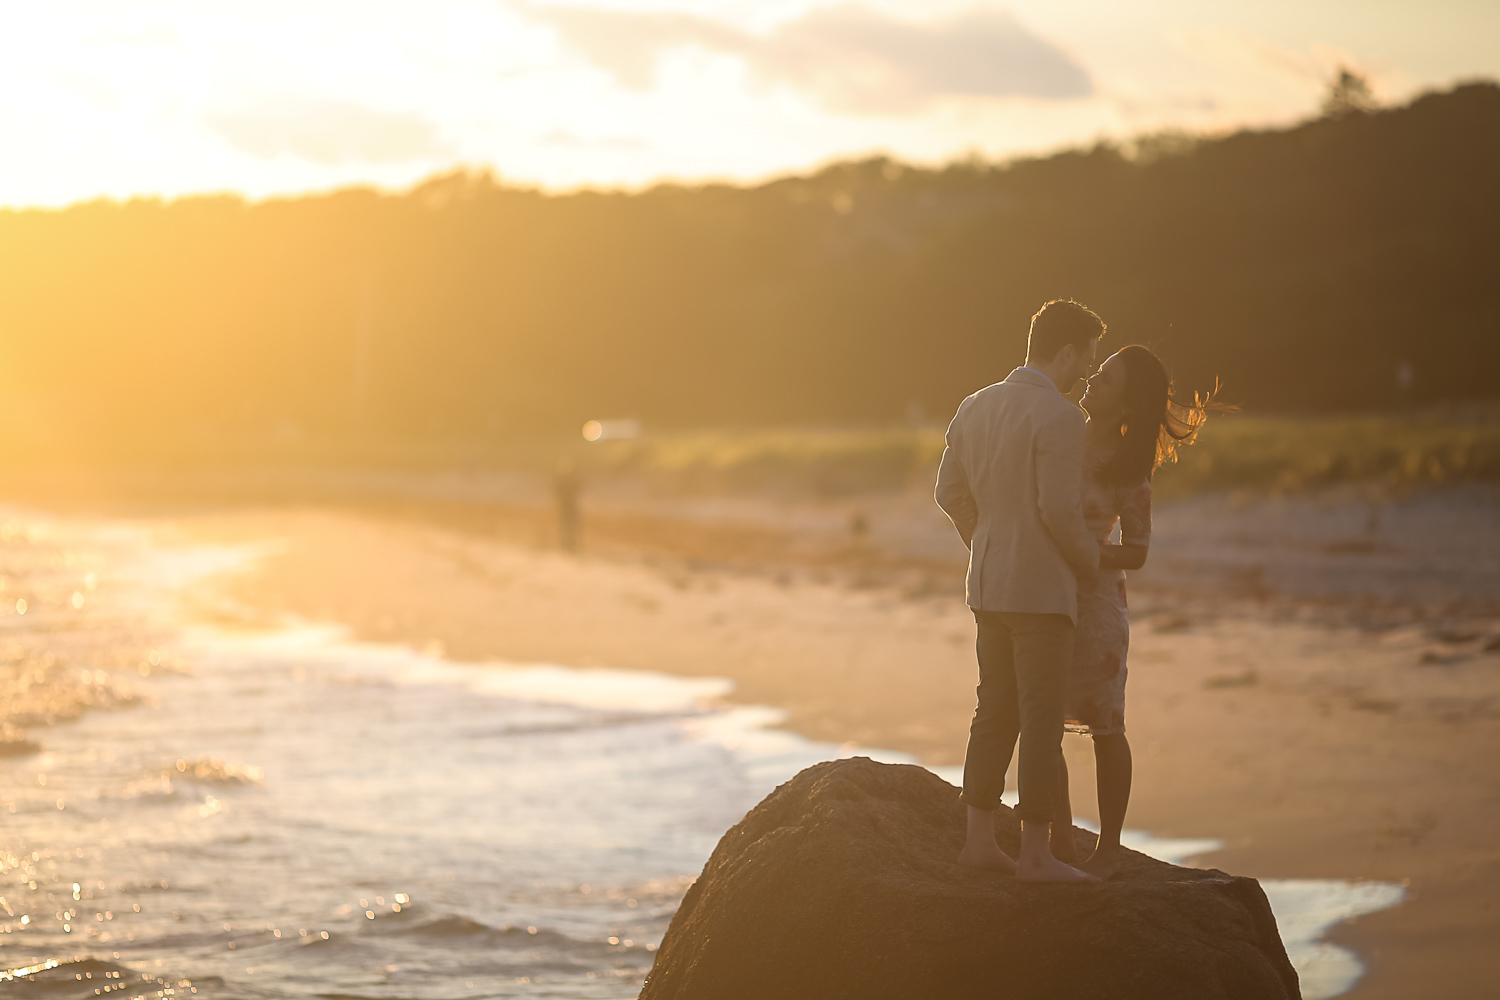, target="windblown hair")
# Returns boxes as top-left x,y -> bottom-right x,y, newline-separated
1098,345 -> 1222,486
1027,299 -> 1105,363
